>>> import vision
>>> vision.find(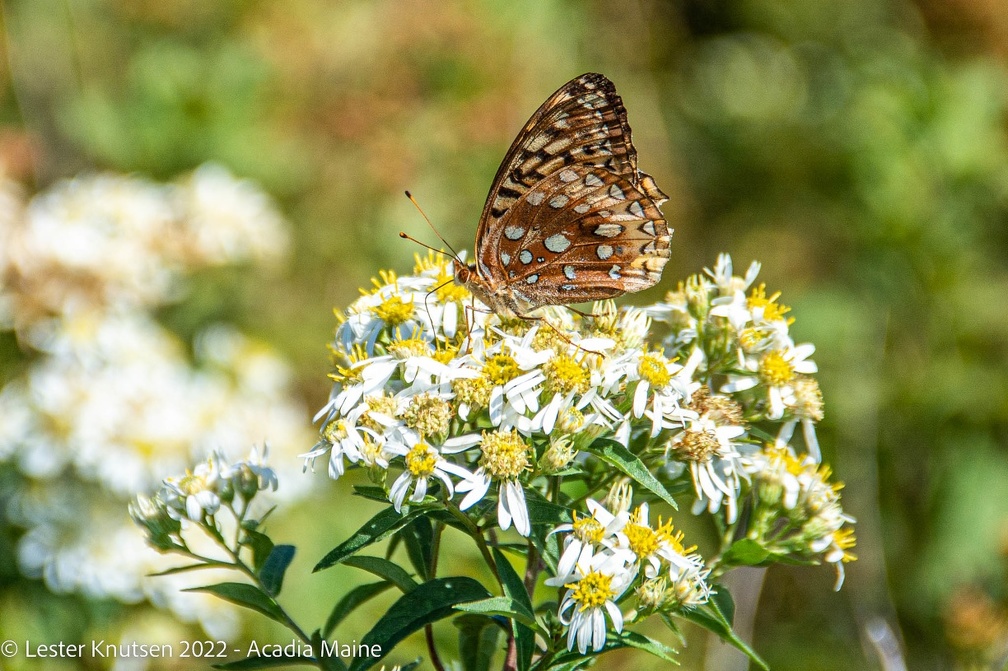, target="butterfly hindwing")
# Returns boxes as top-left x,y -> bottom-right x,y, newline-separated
484,166 -> 670,306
